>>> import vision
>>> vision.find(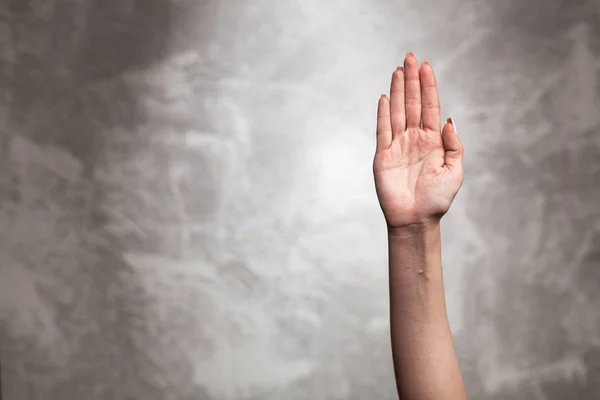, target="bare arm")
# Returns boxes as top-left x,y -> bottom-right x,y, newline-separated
388,223 -> 466,399
373,52 -> 467,399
